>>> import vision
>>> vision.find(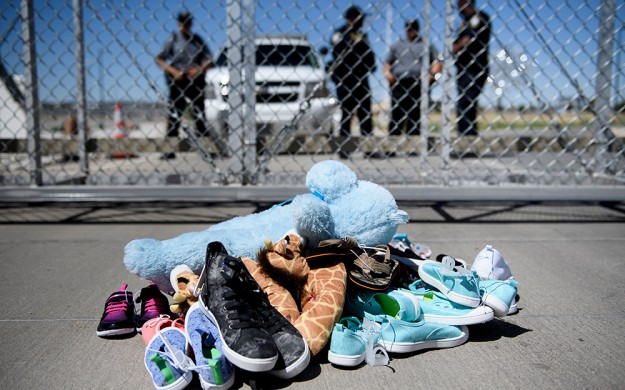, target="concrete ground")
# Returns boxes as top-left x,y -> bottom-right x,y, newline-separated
0,201 -> 624,389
